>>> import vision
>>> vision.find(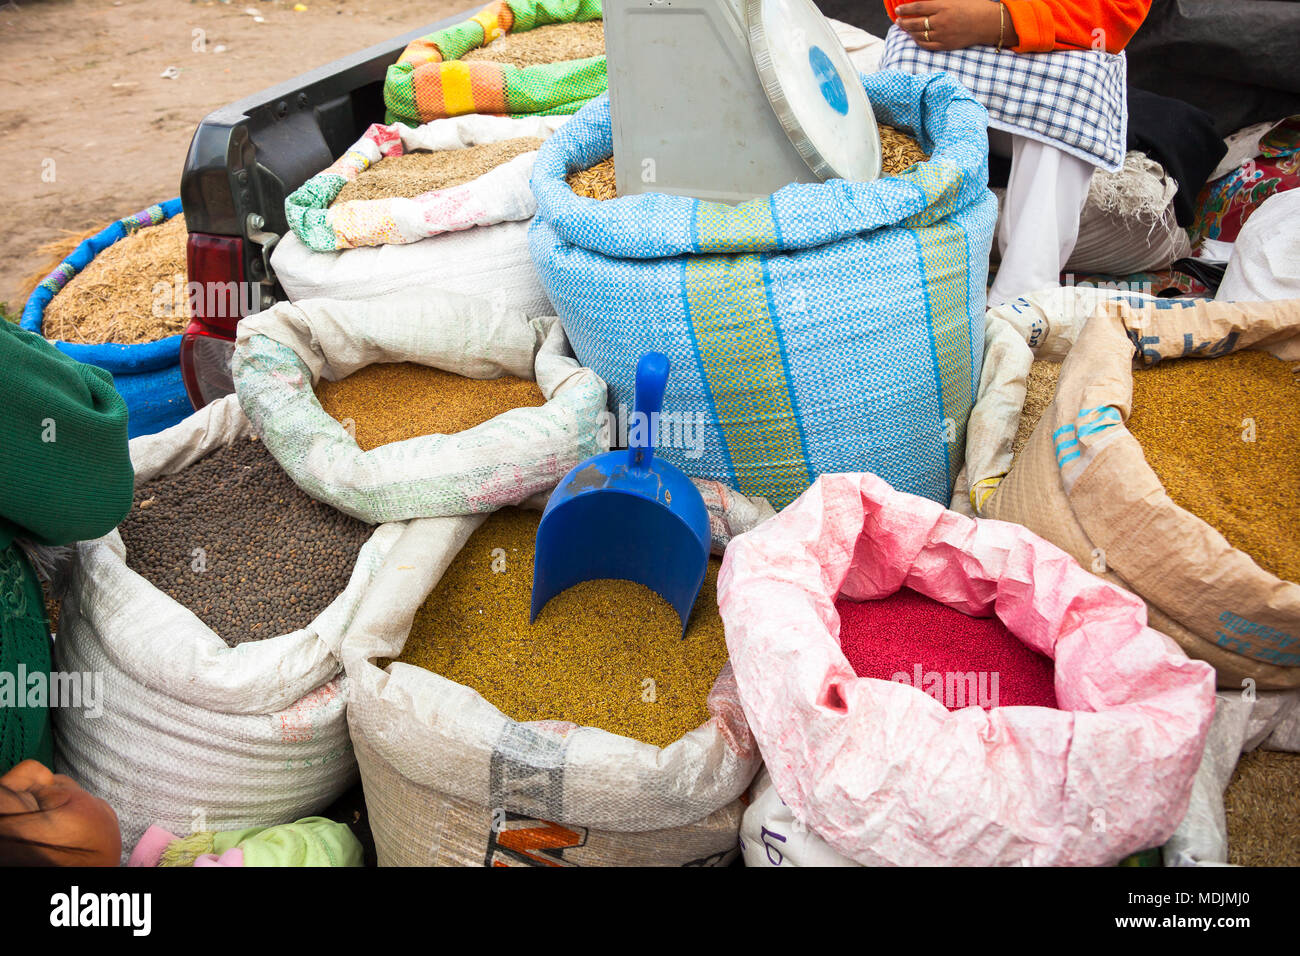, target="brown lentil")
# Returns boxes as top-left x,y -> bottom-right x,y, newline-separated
565,125 -> 929,200
1128,350 -> 1300,583
42,215 -> 189,345
1224,749 -> 1300,867
1011,360 -> 1062,467
393,508 -> 728,748
332,137 -> 545,205
315,362 -> 547,451
460,20 -> 606,68
119,436 -> 373,646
